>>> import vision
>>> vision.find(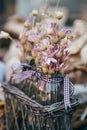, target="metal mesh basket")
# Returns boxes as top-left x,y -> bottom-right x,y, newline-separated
2,83 -> 78,130
1,64 -> 78,130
